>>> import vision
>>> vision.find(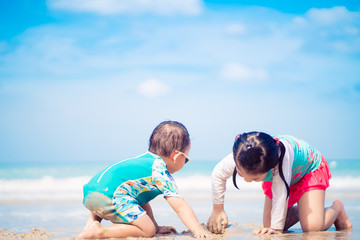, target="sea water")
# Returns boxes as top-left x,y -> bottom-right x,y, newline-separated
0,158 -> 359,238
